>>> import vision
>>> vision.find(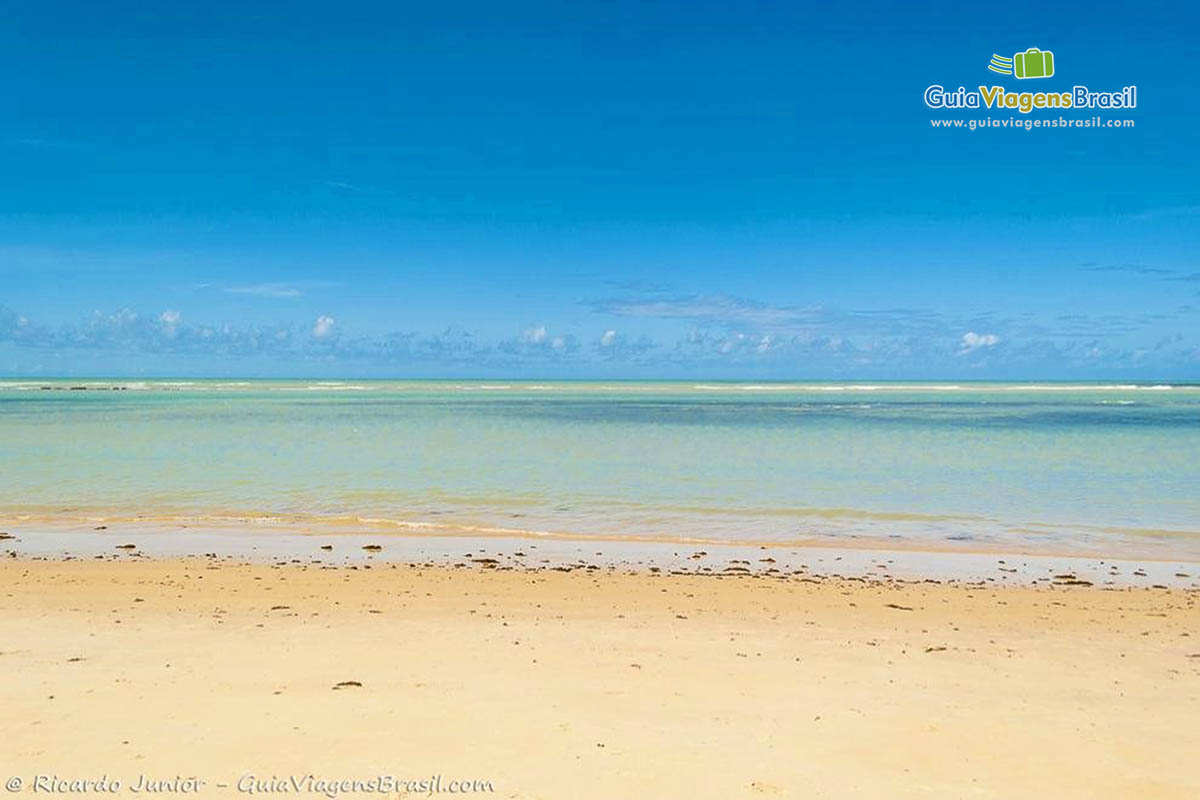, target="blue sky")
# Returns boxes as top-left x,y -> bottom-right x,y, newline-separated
1,0 -> 1197,378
